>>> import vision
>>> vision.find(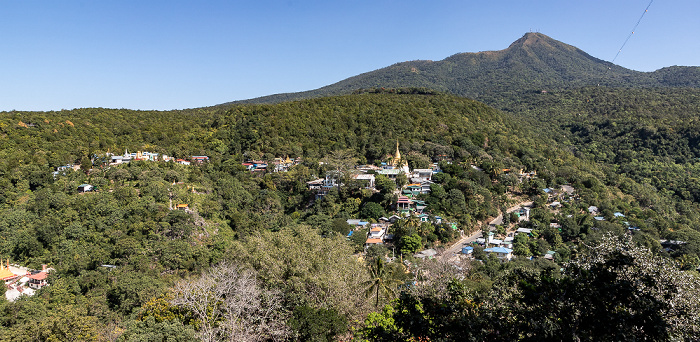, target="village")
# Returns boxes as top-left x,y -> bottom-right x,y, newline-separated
12,143 -> 649,302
